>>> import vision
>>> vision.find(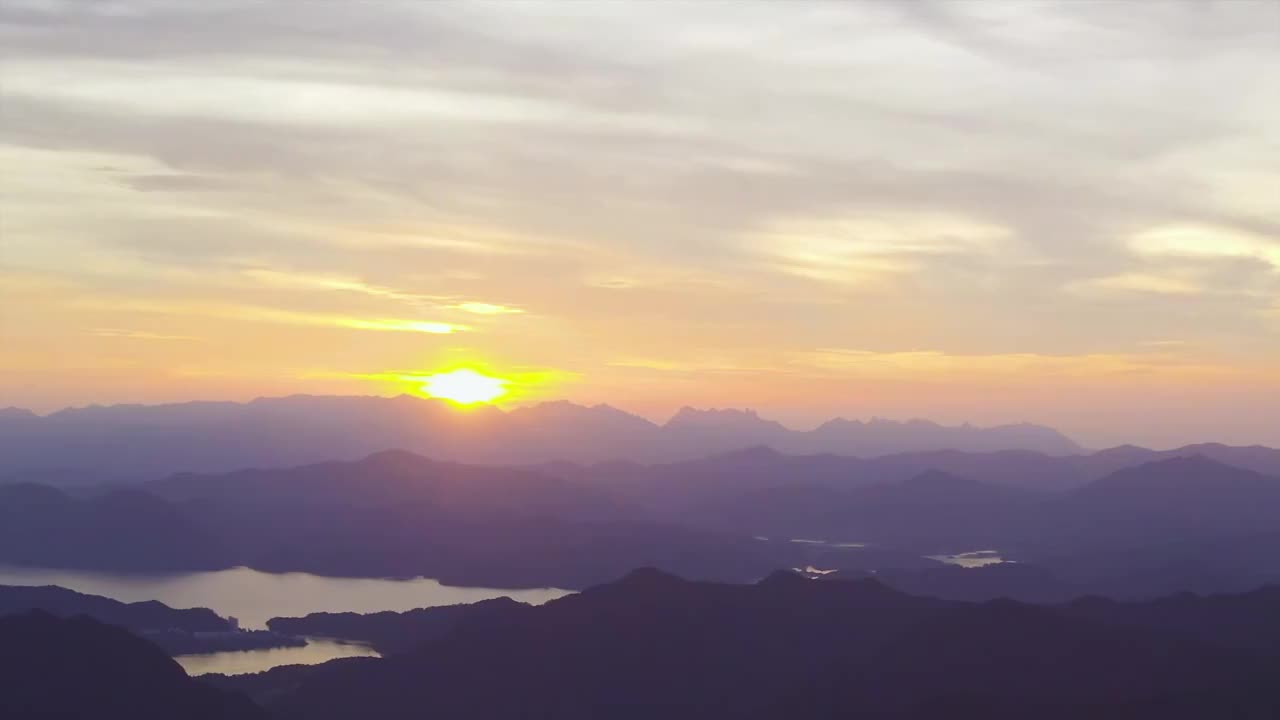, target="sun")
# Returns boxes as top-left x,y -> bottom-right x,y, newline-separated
421,369 -> 508,404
